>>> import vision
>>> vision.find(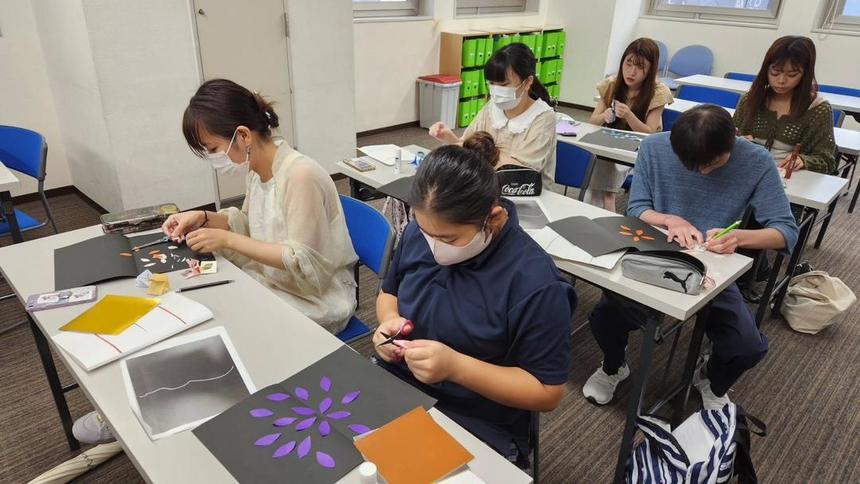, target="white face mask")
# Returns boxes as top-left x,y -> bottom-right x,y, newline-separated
421,223 -> 493,266
205,129 -> 249,176
489,79 -> 526,110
